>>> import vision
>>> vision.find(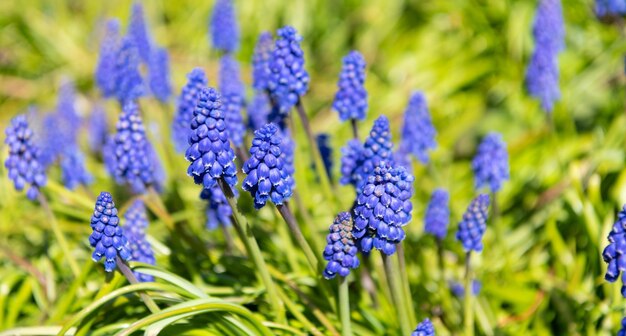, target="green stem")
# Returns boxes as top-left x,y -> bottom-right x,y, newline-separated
217,179 -> 285,321
464,251 -> 474,336
276,203 -> 319,272
115,256 -> 160,314
436,238 -> 445,281
338,277 -> 352,336
397,245 -> 416,327
37,193 -> 80,277
292,191 -> 323,255
350,119 -> 359,140
382,254 -> 411,334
